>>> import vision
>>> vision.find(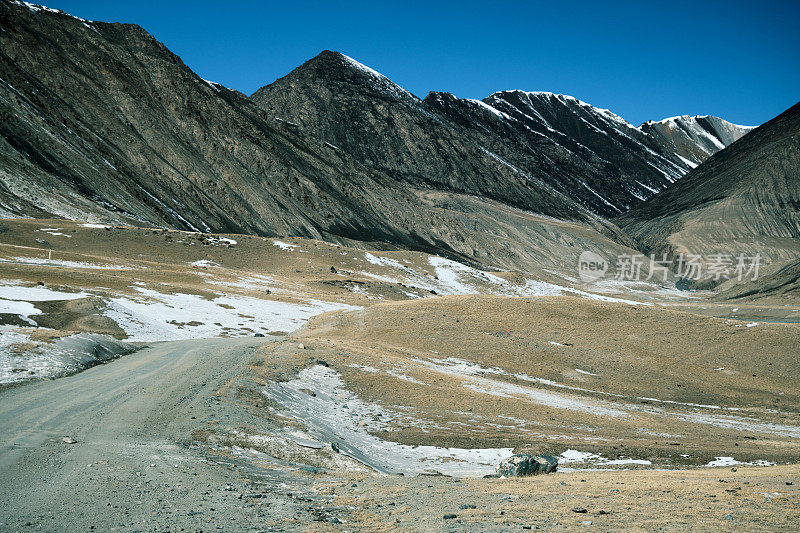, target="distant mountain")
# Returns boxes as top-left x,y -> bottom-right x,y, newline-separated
253,52 -> 750,218
251,51 -> 591,220
640,115 -> 754,168
617,102 -> 800,285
